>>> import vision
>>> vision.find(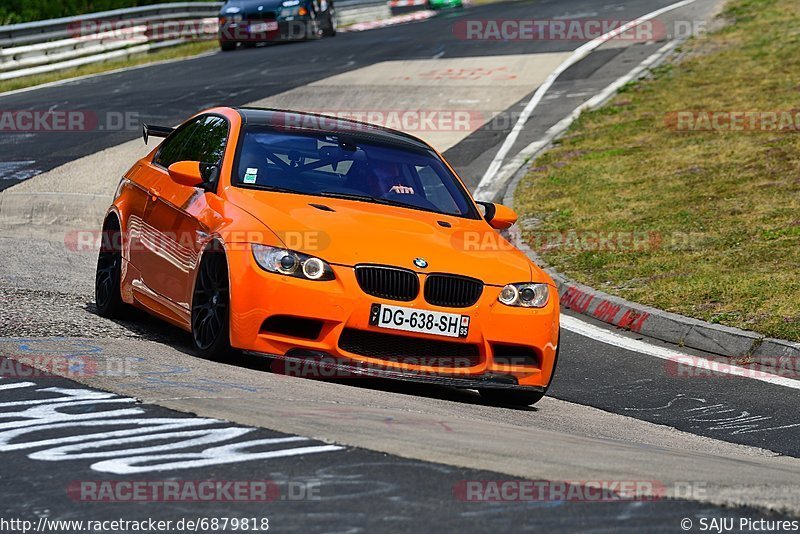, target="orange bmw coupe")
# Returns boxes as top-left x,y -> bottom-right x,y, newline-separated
96,107 -> 560,405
